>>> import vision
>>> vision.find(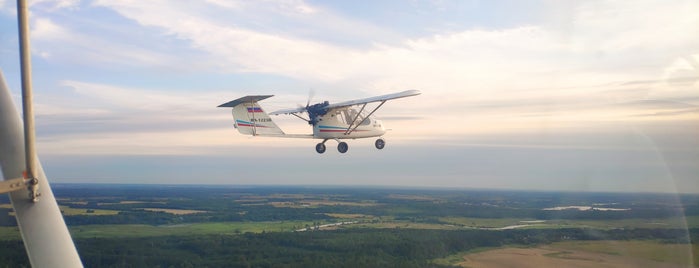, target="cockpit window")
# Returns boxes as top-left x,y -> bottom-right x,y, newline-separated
342,108 -> 371,126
